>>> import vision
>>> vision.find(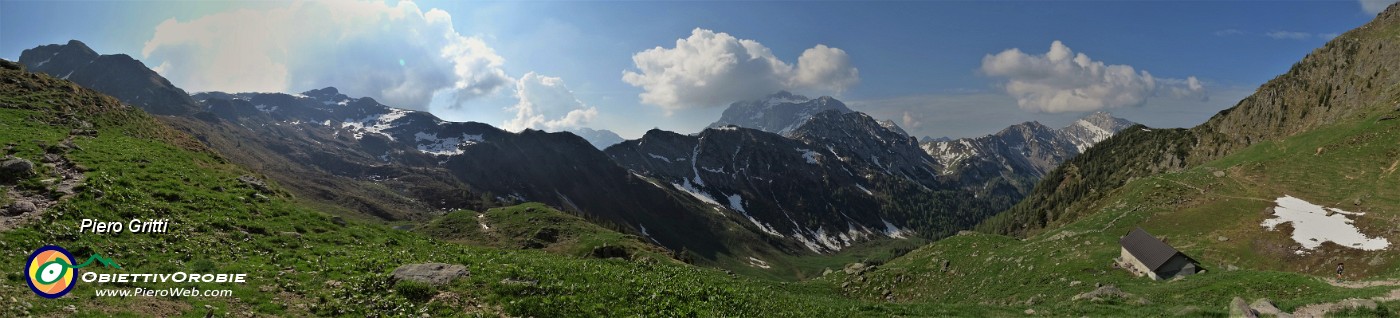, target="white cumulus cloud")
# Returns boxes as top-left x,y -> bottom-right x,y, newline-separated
981,41 -> 1206,113
622,28 -> 859,112
141,0 -> 511,111
1361,0 -> 1398,14
503,72 -> 598,132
